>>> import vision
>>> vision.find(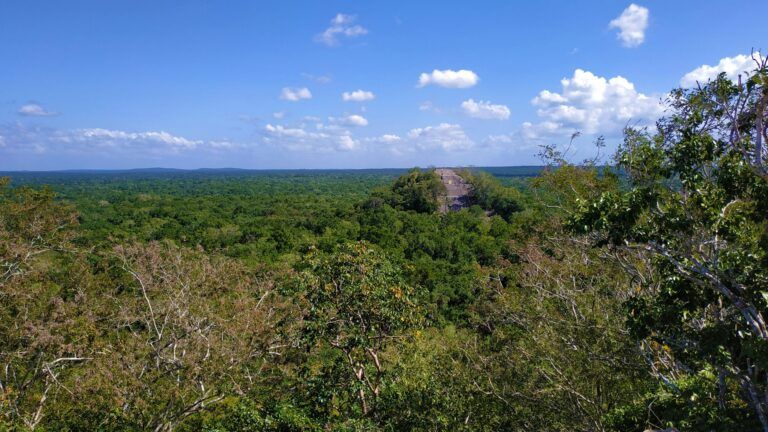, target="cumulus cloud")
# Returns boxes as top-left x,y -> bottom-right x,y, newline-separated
520,121 -> 562,142
273,111 -> 286,119
336,135 -> 359,151
417,69 -> 479,88
680,54 -> 761,87
342,90 -> 375,102
280,87 -> 312,101
264,124 -> 309,139
79,129 -> 201,149
18,103 -> 58,117
315,13 -> 368,47
609,4 -> 649,47
483,133 -> 519,148
364,124 -> 474,155
365,134 -> 402,146
485,134 -> 514,145
263,123 -> 359,152
330,114 -> 369,127
479,133 -> 535,151
363,134 -> 403,154
406,123 -> 474,151
0,123 -> 216,156
376,134 -> 402,143
528,68 -> 664,137
461,99 -> 511,120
